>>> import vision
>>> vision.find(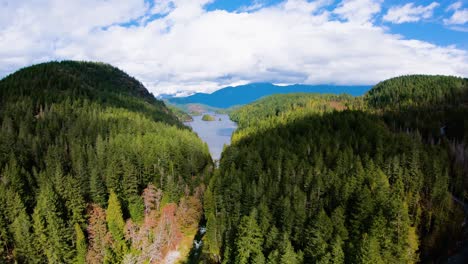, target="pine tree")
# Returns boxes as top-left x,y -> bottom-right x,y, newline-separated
74,223 -> 87,264
105,191 -> 127,263
234,210 -> 264,264
122,158 -> 138,200
32,185 -> 74,263
10,207 -> 39,262
357,233 -> 384,264
304,210 -> 333,263
279,236 -> 300,264
330,237 -> 345,264
0,206 -> 10,262
89,160 -> 107,206
203,186 -> 221,262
